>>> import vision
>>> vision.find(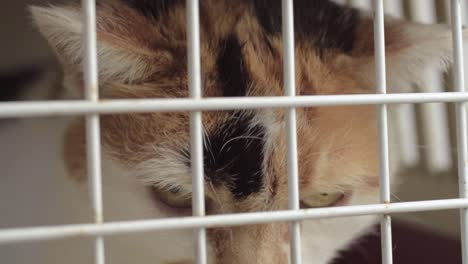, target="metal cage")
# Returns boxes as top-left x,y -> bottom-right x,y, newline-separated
0,1 -> 467,264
